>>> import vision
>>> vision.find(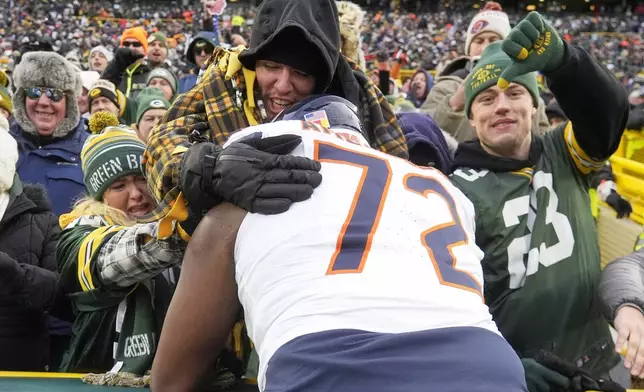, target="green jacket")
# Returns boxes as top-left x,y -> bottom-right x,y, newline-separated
56,214 -> 183,374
